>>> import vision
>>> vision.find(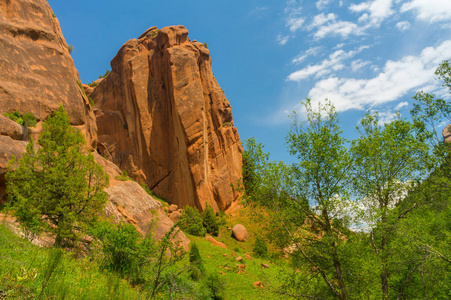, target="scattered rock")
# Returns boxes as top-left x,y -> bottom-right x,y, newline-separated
168,211 -> 181,223
232,224 -> 249,242
239,264 -> 245,271
235,256 -> 243,262
206,236 -> 227,249
168,204 -> 178,213
253,281 -> 264,288
223,253 -> 228,257
261,263 -> 270,269
231,252 -> 237,257
245,254 -> 252,260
